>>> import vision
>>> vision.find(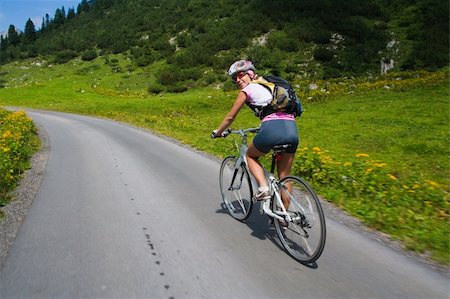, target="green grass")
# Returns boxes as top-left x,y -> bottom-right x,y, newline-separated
0,57 -> 448,264
301,85 -> 449,185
